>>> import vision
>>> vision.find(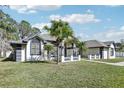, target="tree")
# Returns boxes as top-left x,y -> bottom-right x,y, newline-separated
31,27 -> 40,35
0,28 -> 12,57
19,20 -> 32,39
44,44 -> 54,60
0,10 -> 18,57
76,40 -> 87,58
44,20 -> 73,64
19,20 -> 41,39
